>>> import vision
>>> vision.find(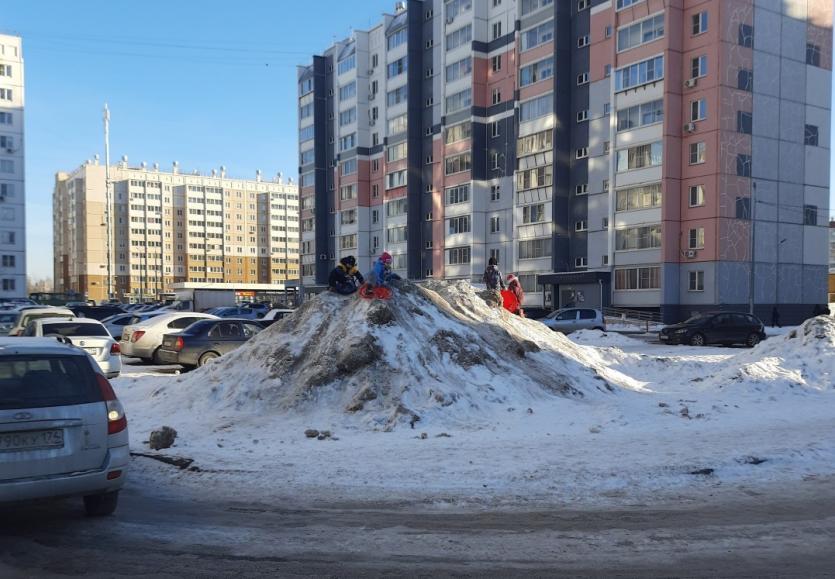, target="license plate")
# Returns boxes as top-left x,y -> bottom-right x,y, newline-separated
84,347 -> 99,355
659,334 -> 668,340
0,429 -> 65,452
